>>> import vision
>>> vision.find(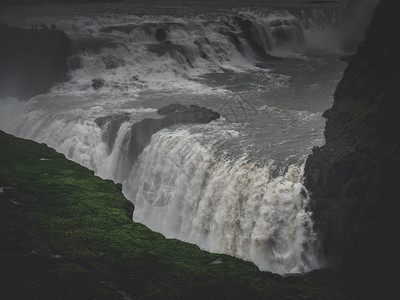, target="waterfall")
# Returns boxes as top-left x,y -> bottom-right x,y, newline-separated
0,96 -> 320,274
126,129 -> 319,274
0,4 -> 347,274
